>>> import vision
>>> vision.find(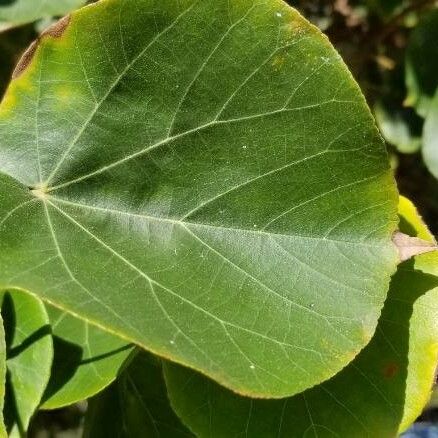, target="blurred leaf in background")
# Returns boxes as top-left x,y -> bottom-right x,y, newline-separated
405,8 -> 438,117
0,0 -> 87,30
374,100 -> 422,154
